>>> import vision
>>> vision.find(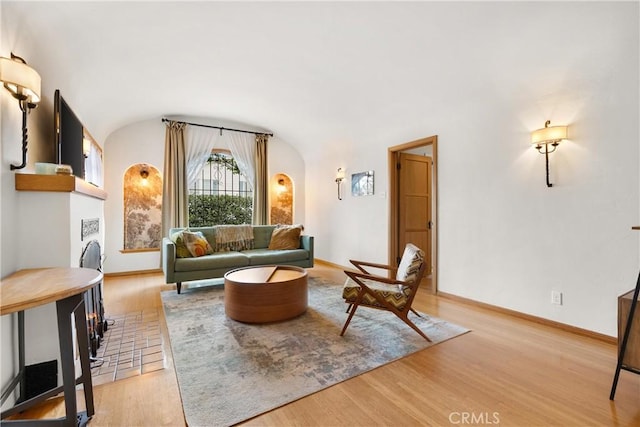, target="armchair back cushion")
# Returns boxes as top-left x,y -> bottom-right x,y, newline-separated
395,243 -> 425,284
